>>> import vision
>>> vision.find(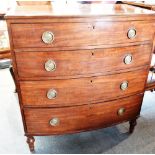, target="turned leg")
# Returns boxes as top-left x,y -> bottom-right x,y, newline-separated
129,119 -> 137,134
9,66 -> 17,93
26,136 -> 35,152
